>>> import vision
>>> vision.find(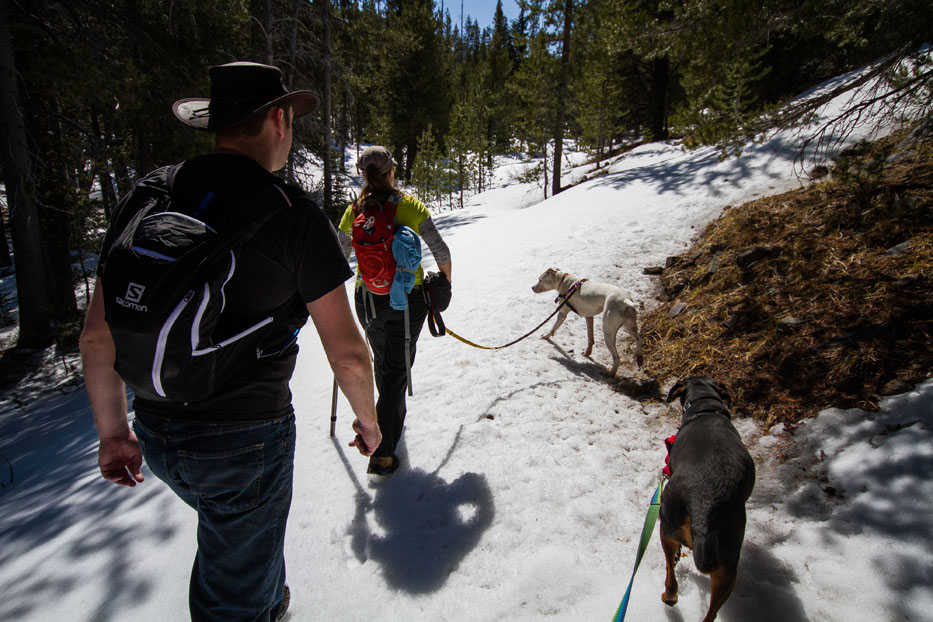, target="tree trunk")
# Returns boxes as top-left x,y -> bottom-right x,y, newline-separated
338,88 -> 350,173
0,1 -> 54,347
599,77 -> 607,158
648,55 -> 670,141
112,156 -> 132,200
134,118 -> 155,181
283,0 -> 300,183
288,0 -> 299,89
404,142 -> 417,183
542,141 -> 548,200
265,0 -> 274,65
34,97 -> 77,322
0,201 -> 12,269
551,0 -> 572,197
105,112 -> 132,199
91,112 -> 117,220
320,0 -> 334,216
